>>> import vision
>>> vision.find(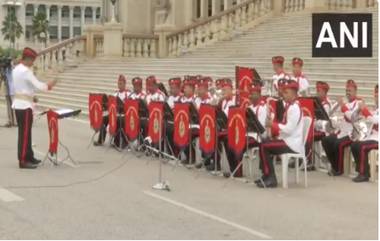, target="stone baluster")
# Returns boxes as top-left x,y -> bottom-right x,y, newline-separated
172,36 -> 178,56
168,37 -> 173,56
130,39 -> 136,57
183,31 -> 189,50
189,28 -> 196,49
136,39 -> 142,57
196,26 -> 203,47
219,14 -> 228,39
143,40 -> 149,58
235,7 -> 242,28
241,4 -> 248,25
150,39 -> 157,58
247,1 -> 254,21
